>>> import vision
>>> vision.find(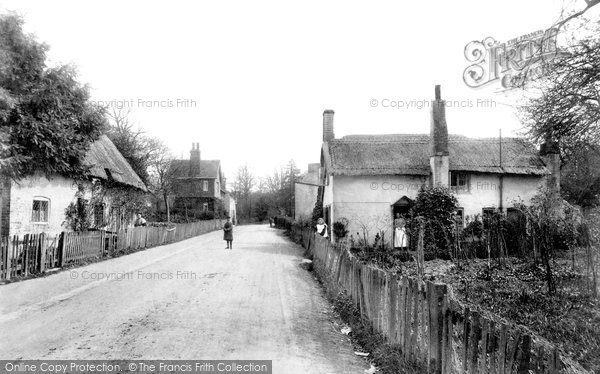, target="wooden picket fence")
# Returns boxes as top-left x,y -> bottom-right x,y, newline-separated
286,222 -> 589,374
0,233 -> 61,280
0,219 -> 225,280
62,231 -> 107,265
111,219 -> 224,254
